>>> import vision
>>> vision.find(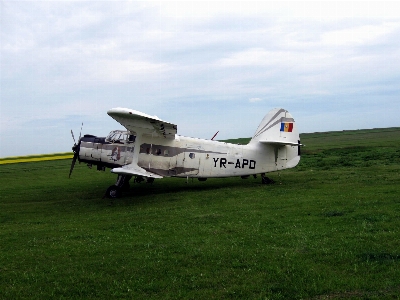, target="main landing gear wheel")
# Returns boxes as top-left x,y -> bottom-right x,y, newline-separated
104,175 -> 132,198
106,185 -> 122,198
